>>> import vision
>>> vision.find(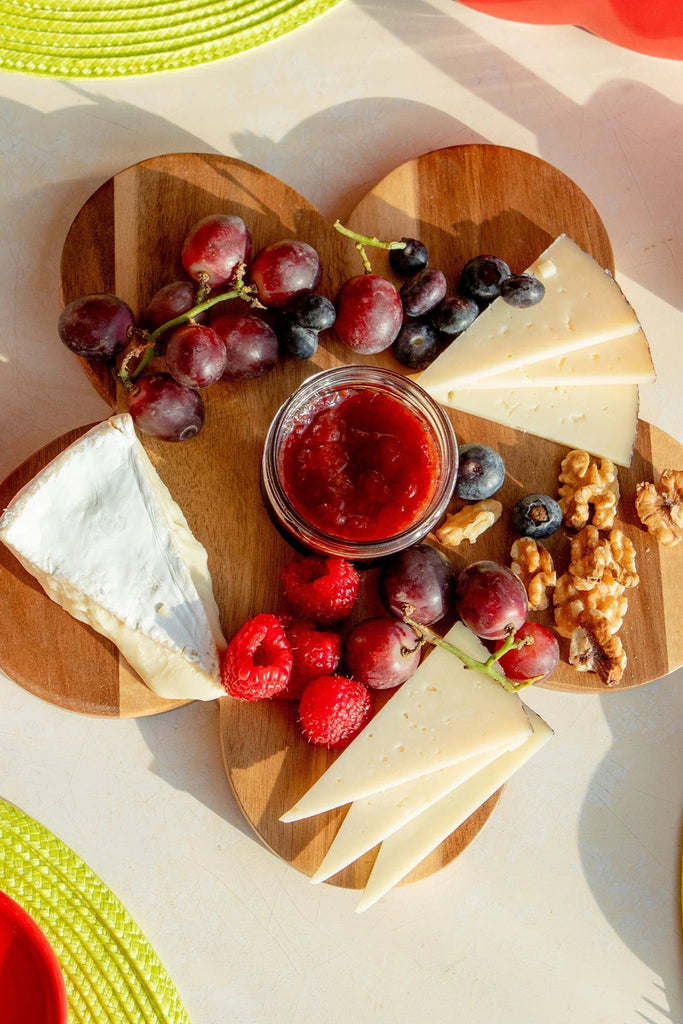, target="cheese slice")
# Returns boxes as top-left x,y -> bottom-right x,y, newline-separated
311,745 -> 507,884
356,706 -> 553,913
455,324 -> 655,389
416,234 -> 642,392
280,622 -> 532,823
0,414 -> 225,701
431,381 -> 639,466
